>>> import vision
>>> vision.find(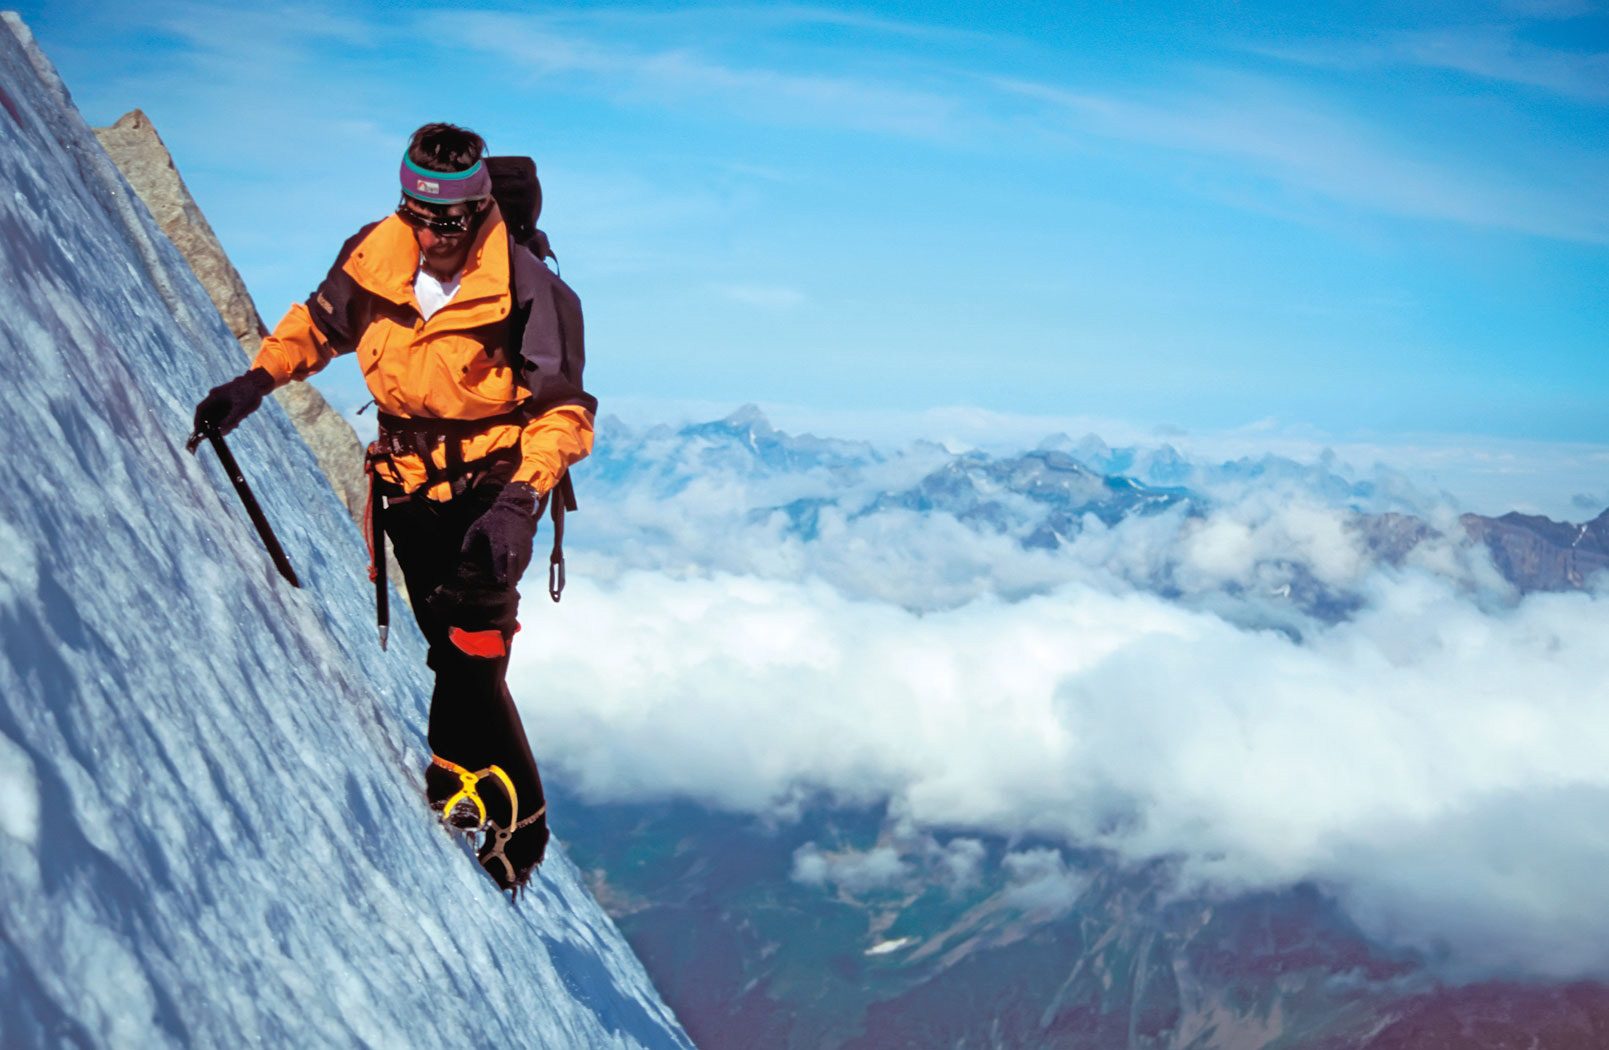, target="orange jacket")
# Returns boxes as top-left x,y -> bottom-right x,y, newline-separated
252,206 -> 594,501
